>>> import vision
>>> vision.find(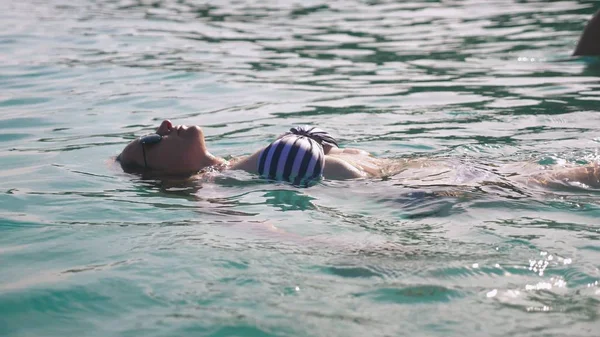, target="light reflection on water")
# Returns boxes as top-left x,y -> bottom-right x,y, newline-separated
1,0 -> 600,336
